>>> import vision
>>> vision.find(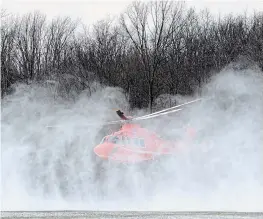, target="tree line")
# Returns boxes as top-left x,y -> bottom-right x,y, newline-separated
1,1 -> 263,111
